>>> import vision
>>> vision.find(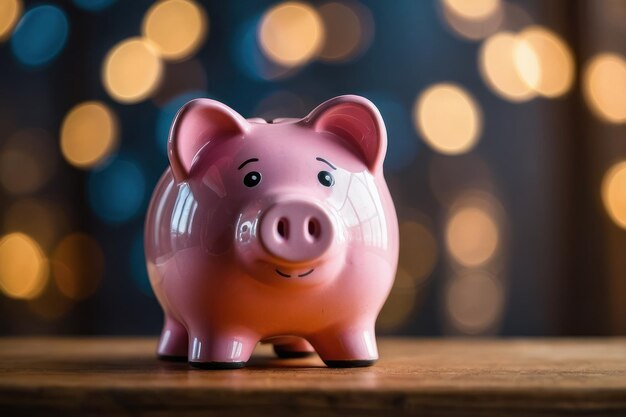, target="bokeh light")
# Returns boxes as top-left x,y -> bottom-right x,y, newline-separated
515,26 -> 574,98
446,197 -> 500,267
513,36 -> 540,93
442,0 -> 500,20
4,199 -> 68,251
0,128 -> 57,194
440,0 -> 503,40
87,157 -> 145,223
258,2 -> 324,67
72,0 -> 117,12
378,212 -> 437,331
27,279 -> 73,321
156,90 -> 208,154
52,233 -> 104,300
0,0 -> 22,41
0,233 -> 48,300
583,53 -> 626,123
142,0 -> 208,61
318,1 -> 374,63
479,31 -> 537,102
377,268 -> 418,331
234,16 -> 295,81
414,83 -> 482,155
602,161 -> 626,230
10,4 -> 69,67
399,221 -> 438,284
60,101 -> 119,169
445,271 -> 504,334
102,37 -> 163,103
